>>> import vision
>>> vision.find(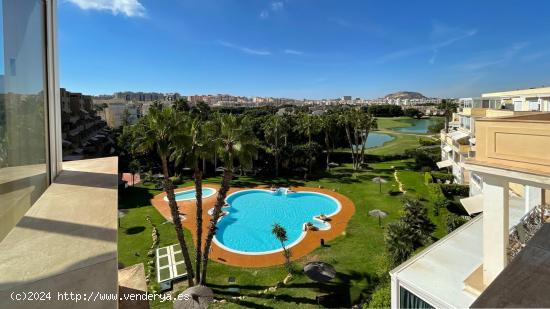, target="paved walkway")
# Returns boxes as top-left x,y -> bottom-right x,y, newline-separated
151,185 -> 355,267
